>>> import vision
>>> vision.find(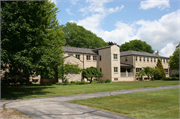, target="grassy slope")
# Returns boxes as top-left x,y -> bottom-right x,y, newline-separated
1,80 -> 179,100
70,88 -> 179,119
